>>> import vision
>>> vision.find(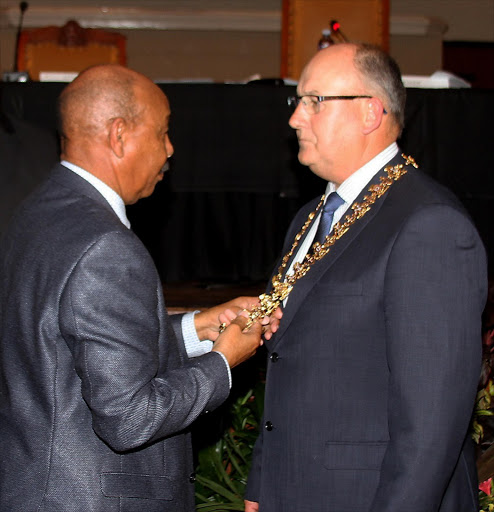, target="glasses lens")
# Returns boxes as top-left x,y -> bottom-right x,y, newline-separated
287,96 -> 319,114
287,96 -> 298,109
304,96 -> 319,114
